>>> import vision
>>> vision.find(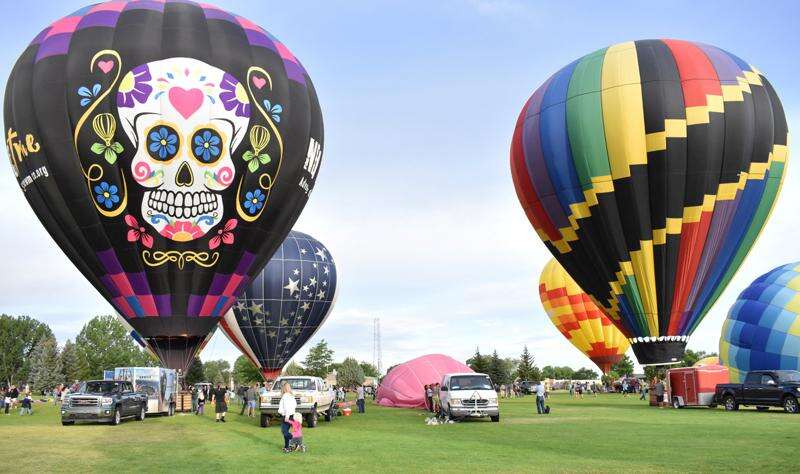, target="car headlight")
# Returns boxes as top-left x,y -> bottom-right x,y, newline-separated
301,396 -> 313,404
450,399 -> 461,405
795,387 -> 800,392
100,397 -> 113,406
488,398 -> 498,404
